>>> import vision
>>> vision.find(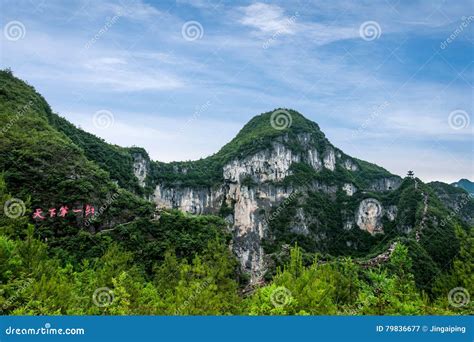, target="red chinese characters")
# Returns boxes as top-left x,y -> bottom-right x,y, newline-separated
32,208 -> 45,220
32,204 -> 95,220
